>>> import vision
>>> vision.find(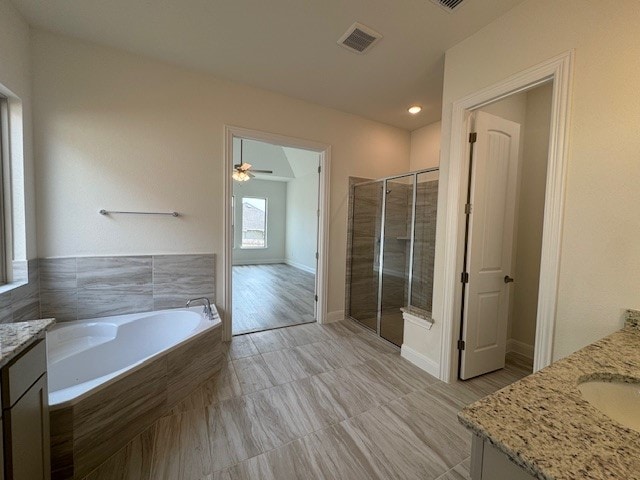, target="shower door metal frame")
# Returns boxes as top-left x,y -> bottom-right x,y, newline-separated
375,178 -> 387,336
351,166 -> 439,339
